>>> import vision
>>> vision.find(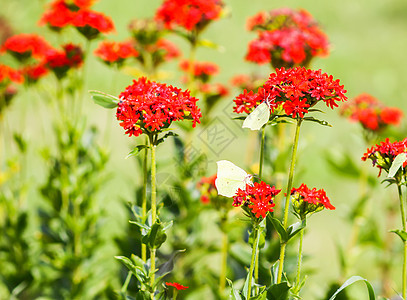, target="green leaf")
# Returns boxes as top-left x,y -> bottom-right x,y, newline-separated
243,268 -> 252,299
135,290 -> 151,300
267,282 -> 290,300
13,133 -> 27,153
141,221 -> 169,249
153,249 -> 185,289
156,131 -> 179,146
270,261 -> 280,285
89,90 -> 119,108
115,256 -> 137,274
328,276 -> 376,300
131,254 -> 147,271
388,153 -> 407,177
287,219 -> 306,241
226,278 -> 243,300
249,229 -> 266,249
390,229 -> 407,242
126,145 -> 148,159
250,288 -> 267,300
268,216 -> 288,243
303,116 -> 332,127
